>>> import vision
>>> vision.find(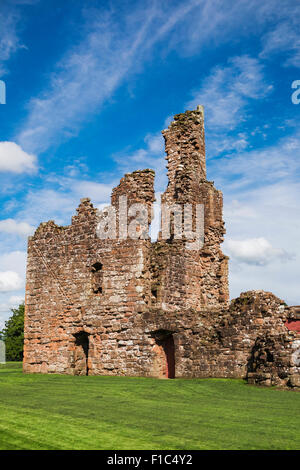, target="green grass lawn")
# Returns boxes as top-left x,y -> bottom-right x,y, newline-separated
0,362 -> 299,450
